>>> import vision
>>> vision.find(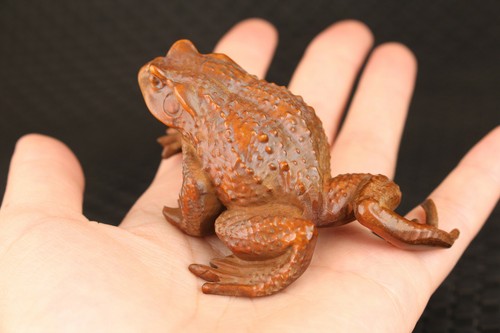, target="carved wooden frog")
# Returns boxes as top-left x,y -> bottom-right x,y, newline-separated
138,40 -> 459,297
